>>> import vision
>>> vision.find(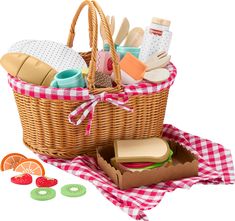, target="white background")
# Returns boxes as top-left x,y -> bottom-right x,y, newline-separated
0,0 -> 234,220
